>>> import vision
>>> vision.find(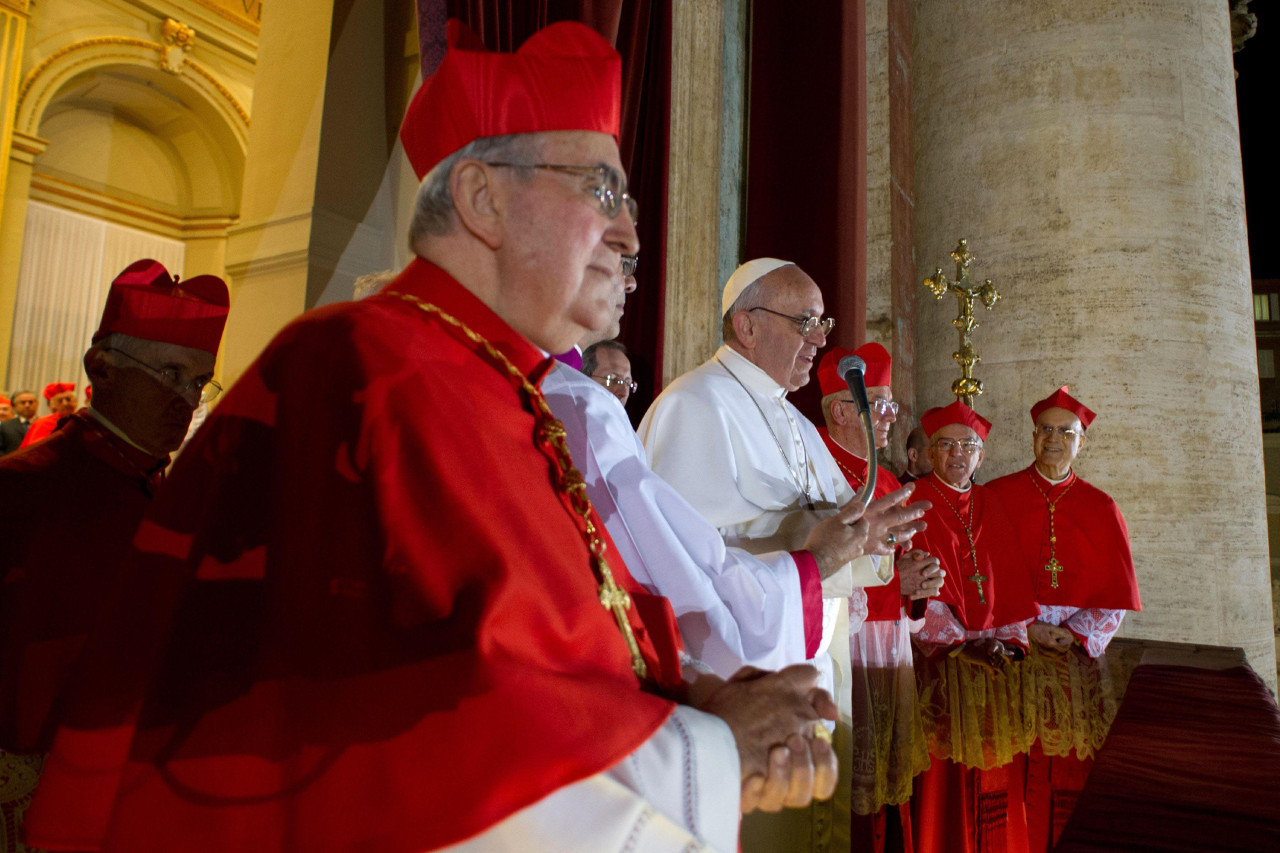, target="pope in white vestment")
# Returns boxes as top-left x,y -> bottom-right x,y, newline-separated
637,260 -> 891,853
638,343 -> 890,690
